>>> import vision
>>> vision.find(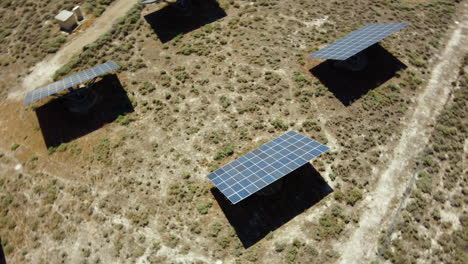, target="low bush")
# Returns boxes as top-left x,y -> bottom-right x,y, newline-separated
213,144 -> 234,160
138,82 -> 156,95
275,242 -> 286,252
197,202 -> 212,215
10,143 -> 19,151
271,119 -> 289,131
346,188 -> 363,206
42,35 -> 67,53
